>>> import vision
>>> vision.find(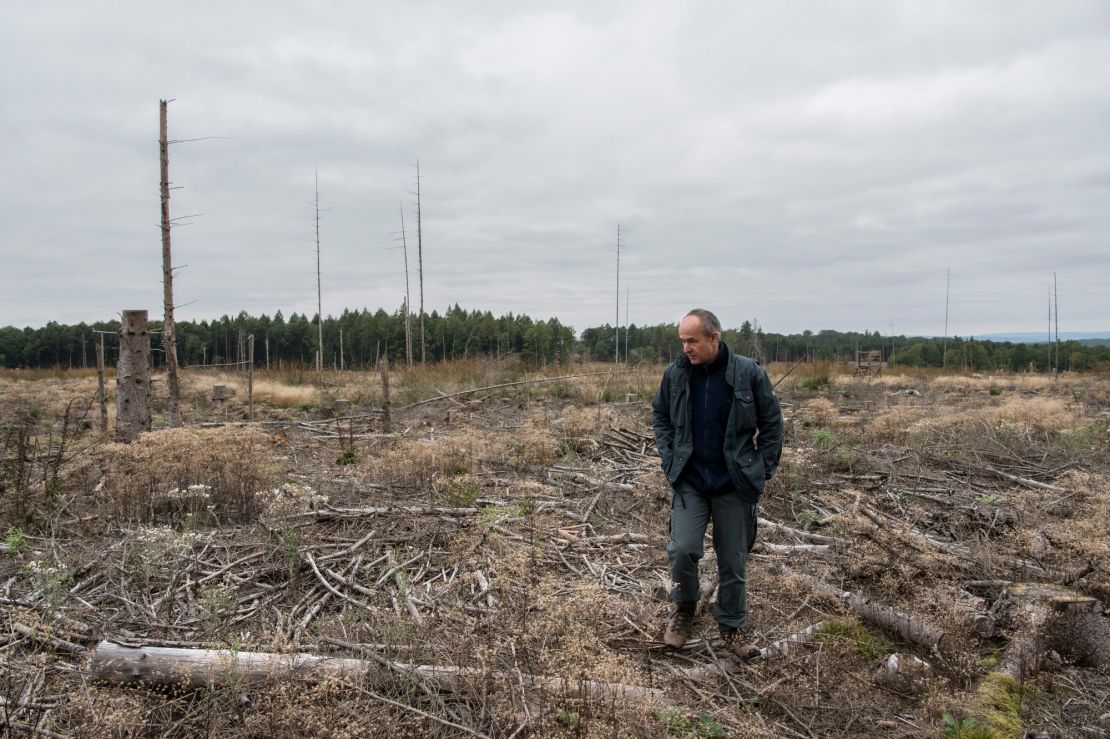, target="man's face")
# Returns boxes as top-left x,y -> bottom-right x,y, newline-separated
679,315 -> 720,366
